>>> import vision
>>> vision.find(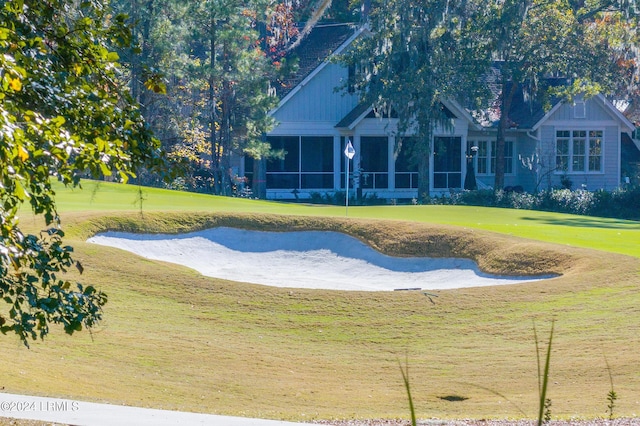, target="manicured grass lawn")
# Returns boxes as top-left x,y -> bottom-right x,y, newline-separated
53,180 -> 640,257
2,180 -> 639,422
